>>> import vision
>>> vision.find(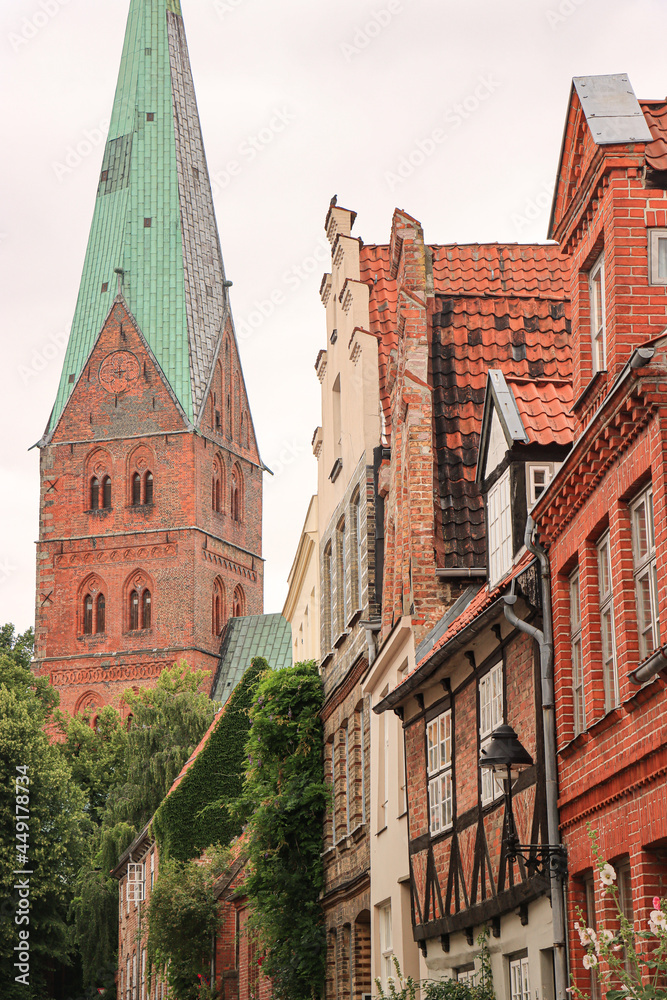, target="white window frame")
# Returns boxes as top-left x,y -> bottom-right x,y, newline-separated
509,955 -> 531,1000
488,469 -> 512,586
427,710 -> 453,835
570,568 -> 585,736
528,464 -> 552,507
631,485 -> 660,661
457,965 -> 476,984
127,862 -> 145,903
597,532 -> 619,712
479,663 -> 504,806
379,903 -> 393,987
589,252 -> 606,372
141,948 -> 146,1000
344,726 -> 351,836
649,228 -> 667,285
